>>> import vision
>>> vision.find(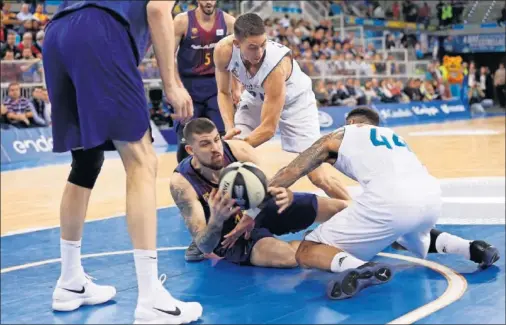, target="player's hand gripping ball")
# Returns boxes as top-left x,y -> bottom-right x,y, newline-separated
218,162 -> 268,211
